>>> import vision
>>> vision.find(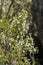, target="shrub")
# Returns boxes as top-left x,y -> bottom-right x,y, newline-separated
0,0 -> 38,65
